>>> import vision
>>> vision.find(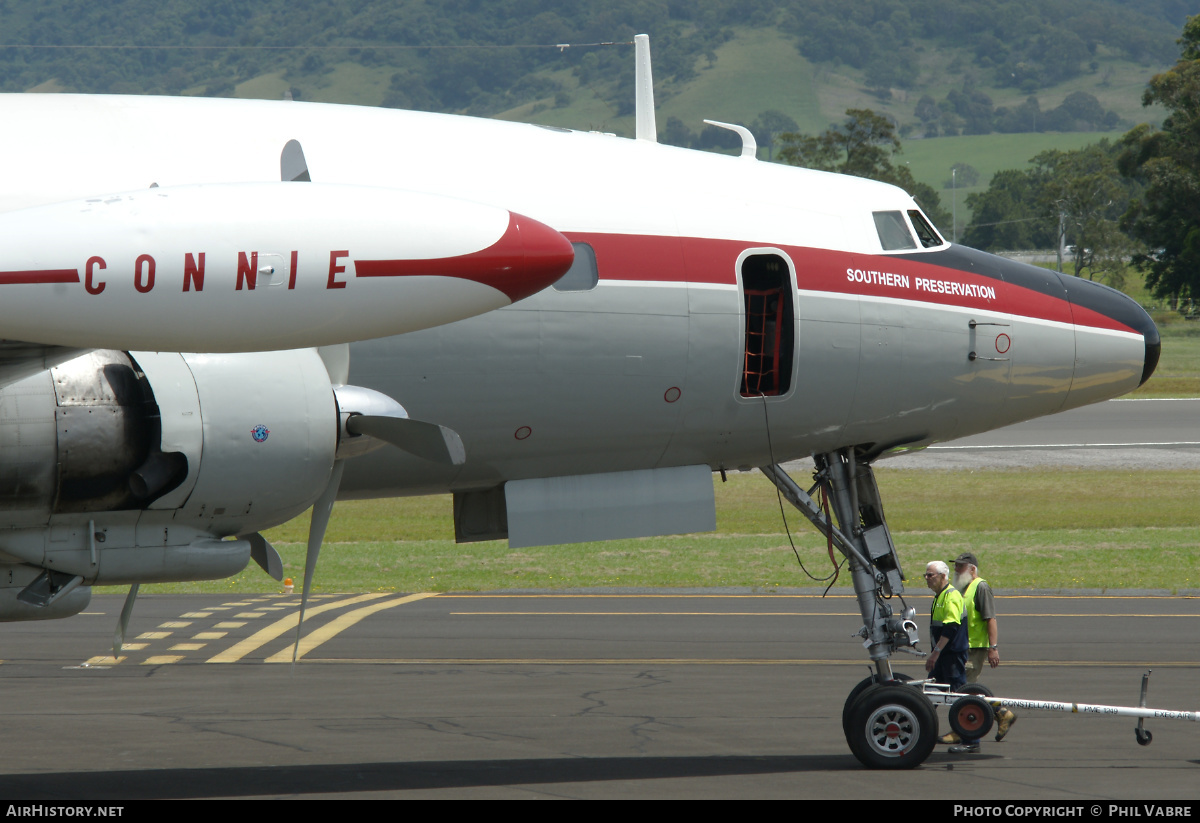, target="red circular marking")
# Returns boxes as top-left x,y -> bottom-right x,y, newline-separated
959,710 -> 985,732
664,387 -> 681,403
885,722 -> 901,739
514,426 -> 532,440
995,333 -> 1011,354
